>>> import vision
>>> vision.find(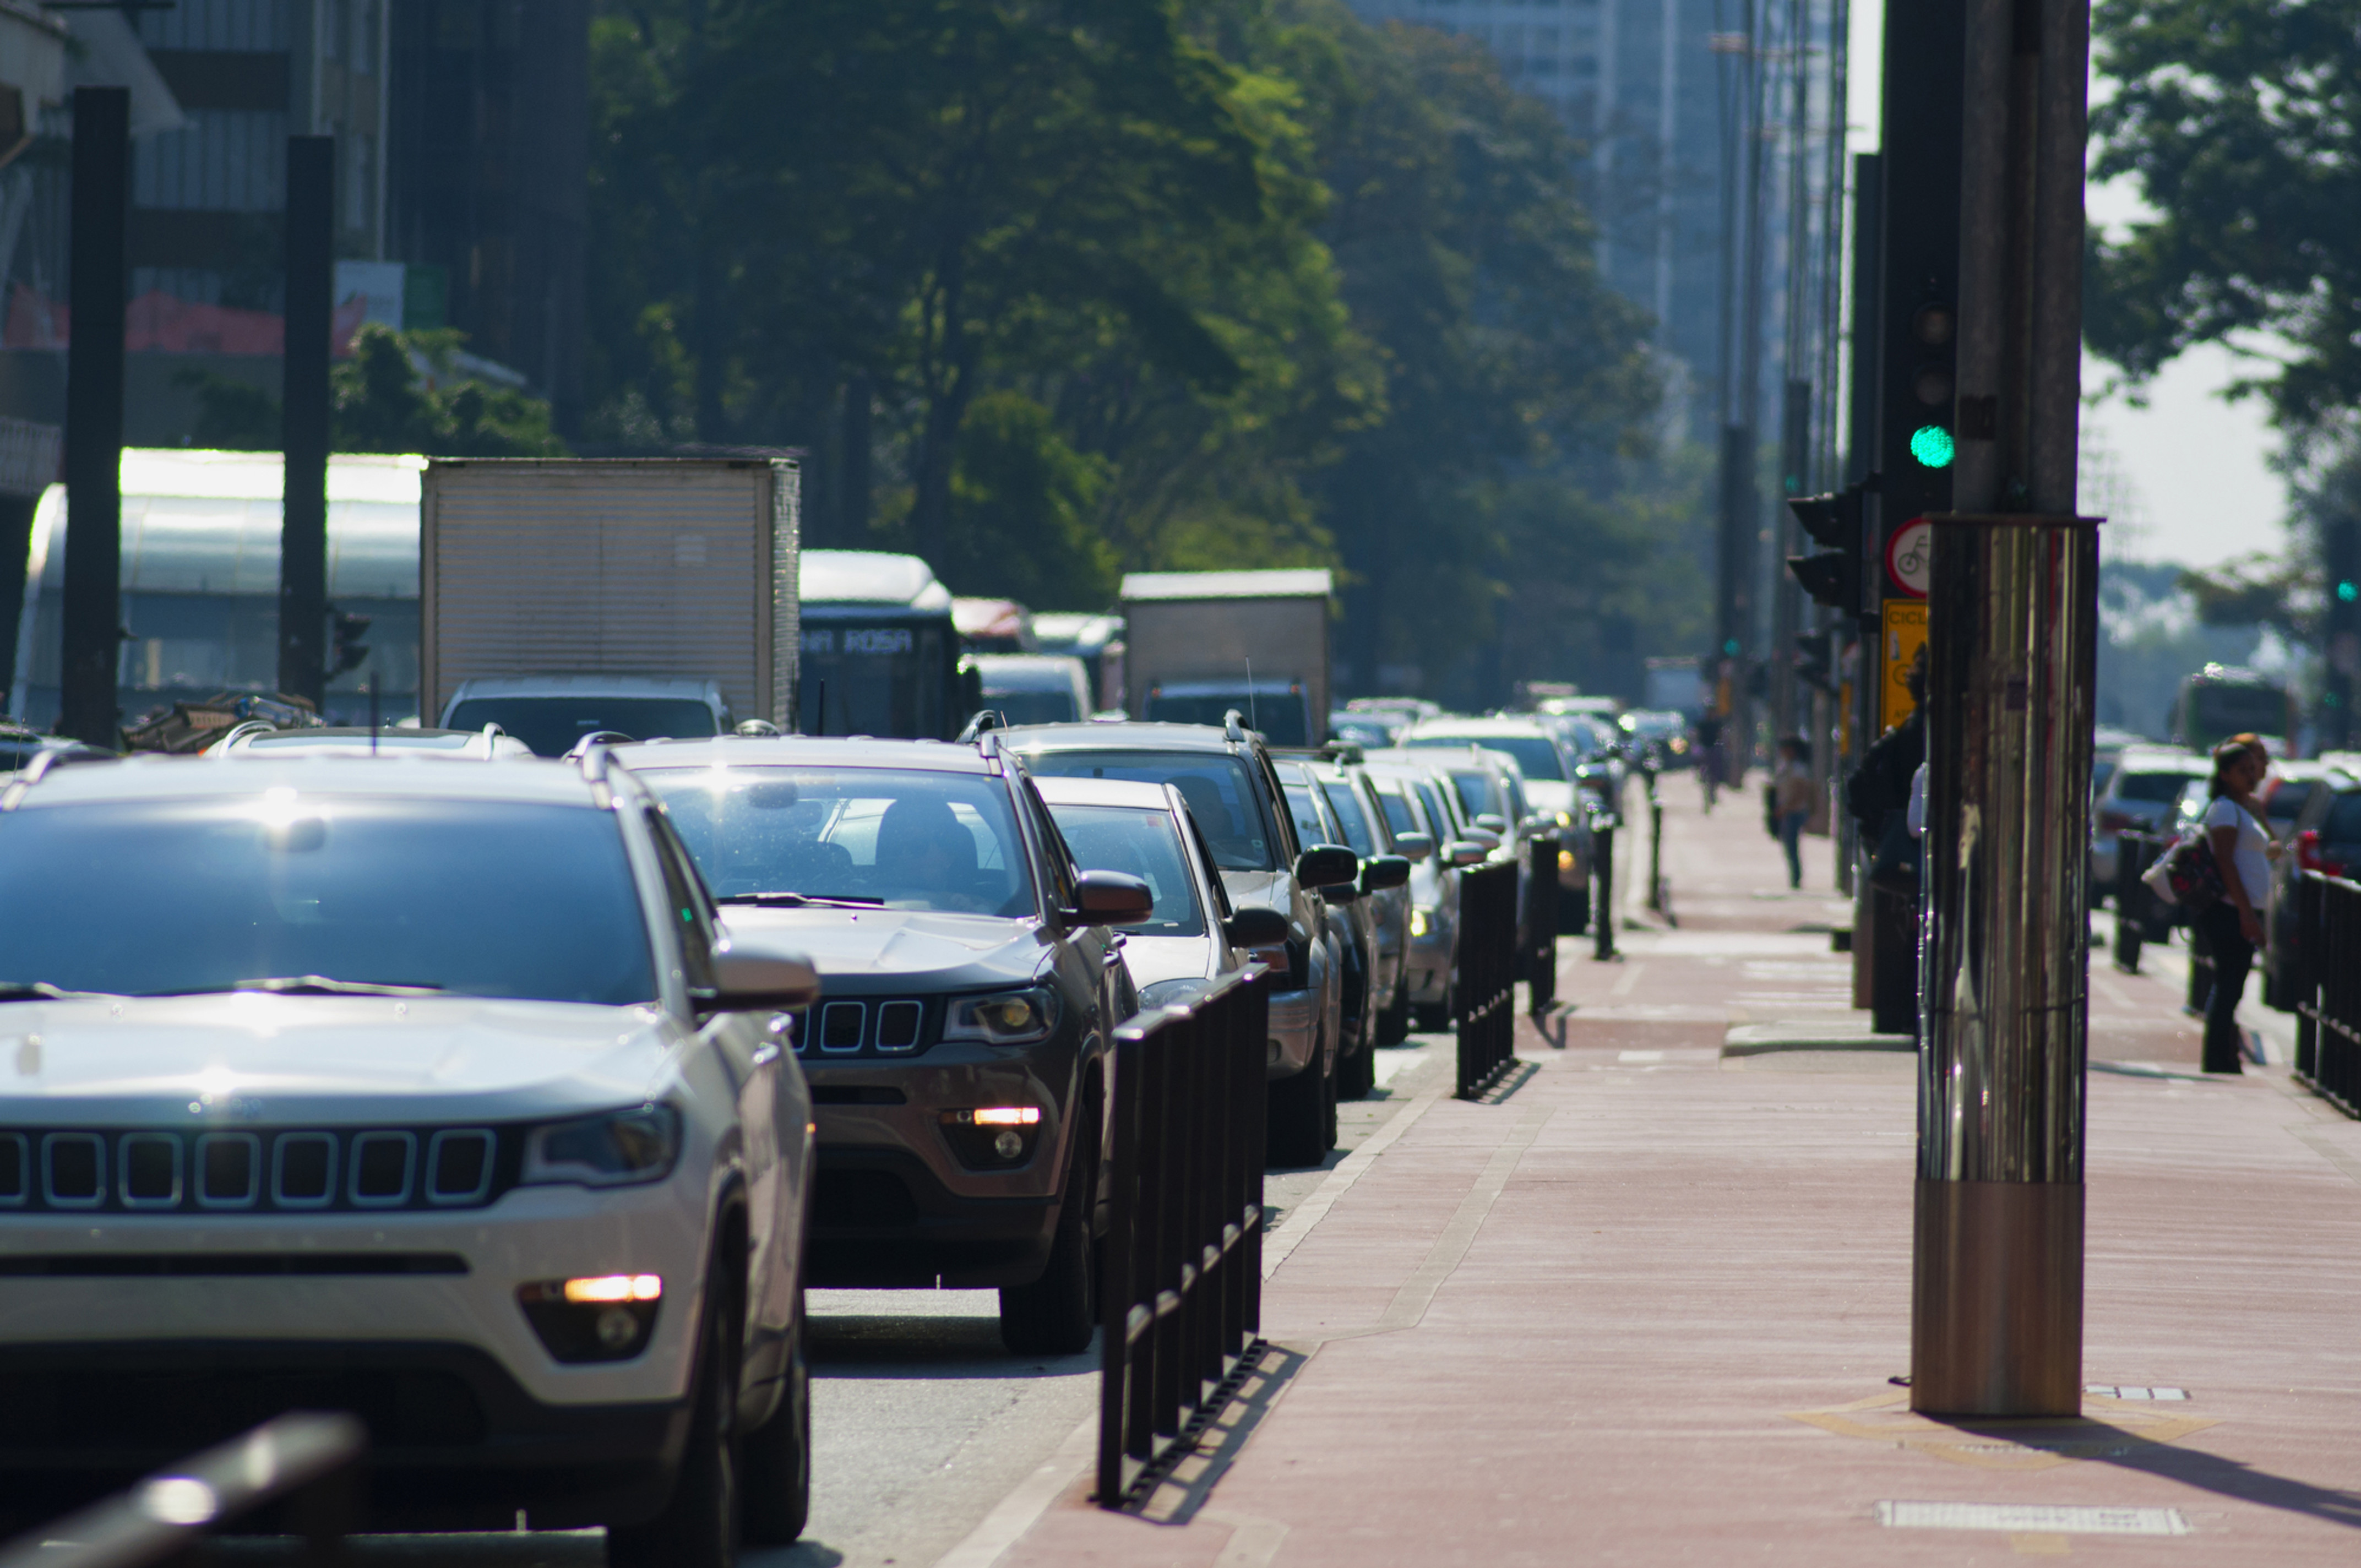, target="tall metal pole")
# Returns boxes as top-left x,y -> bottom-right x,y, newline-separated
58,87 -> 128,747
279,136 -> 334,707
1911,0 -> 2096,1418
